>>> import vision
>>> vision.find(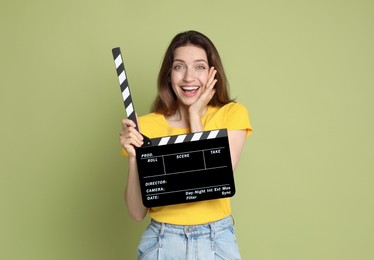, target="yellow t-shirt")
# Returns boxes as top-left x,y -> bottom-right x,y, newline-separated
122,102 -> 252,225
